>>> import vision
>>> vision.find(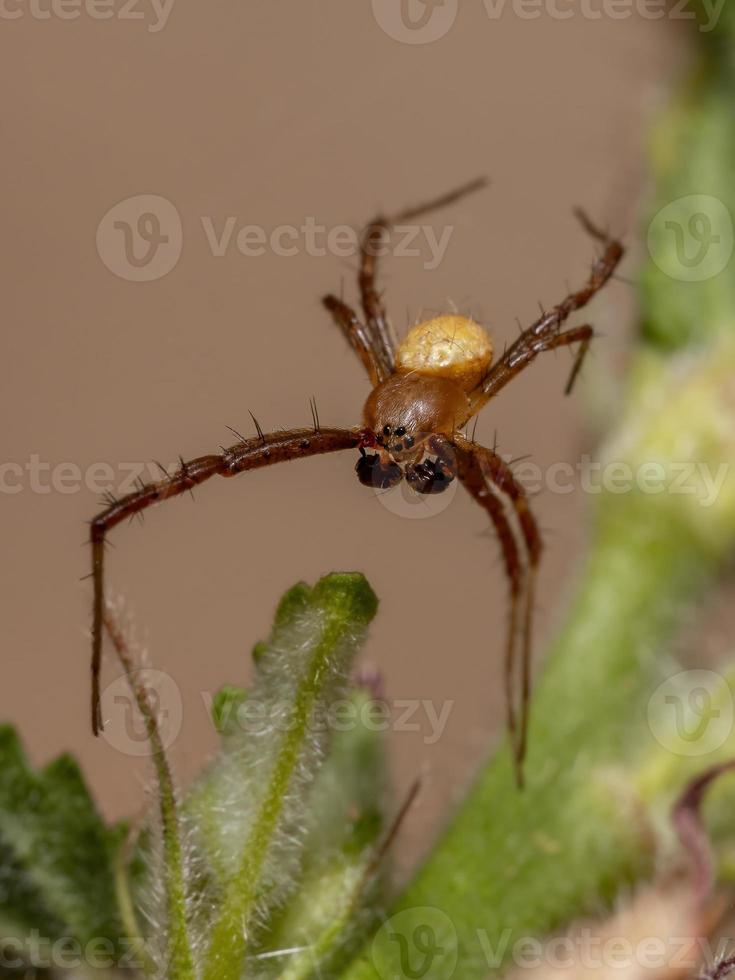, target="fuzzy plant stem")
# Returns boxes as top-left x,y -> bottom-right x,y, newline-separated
103,607 -> 196,979
113,823 -> 155,976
